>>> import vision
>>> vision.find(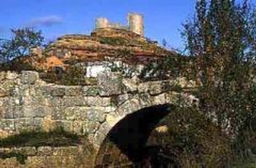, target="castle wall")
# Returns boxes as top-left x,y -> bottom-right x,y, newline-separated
95,13 -> 144,36
128,13 -> 144,36
96,18 -> 109,29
